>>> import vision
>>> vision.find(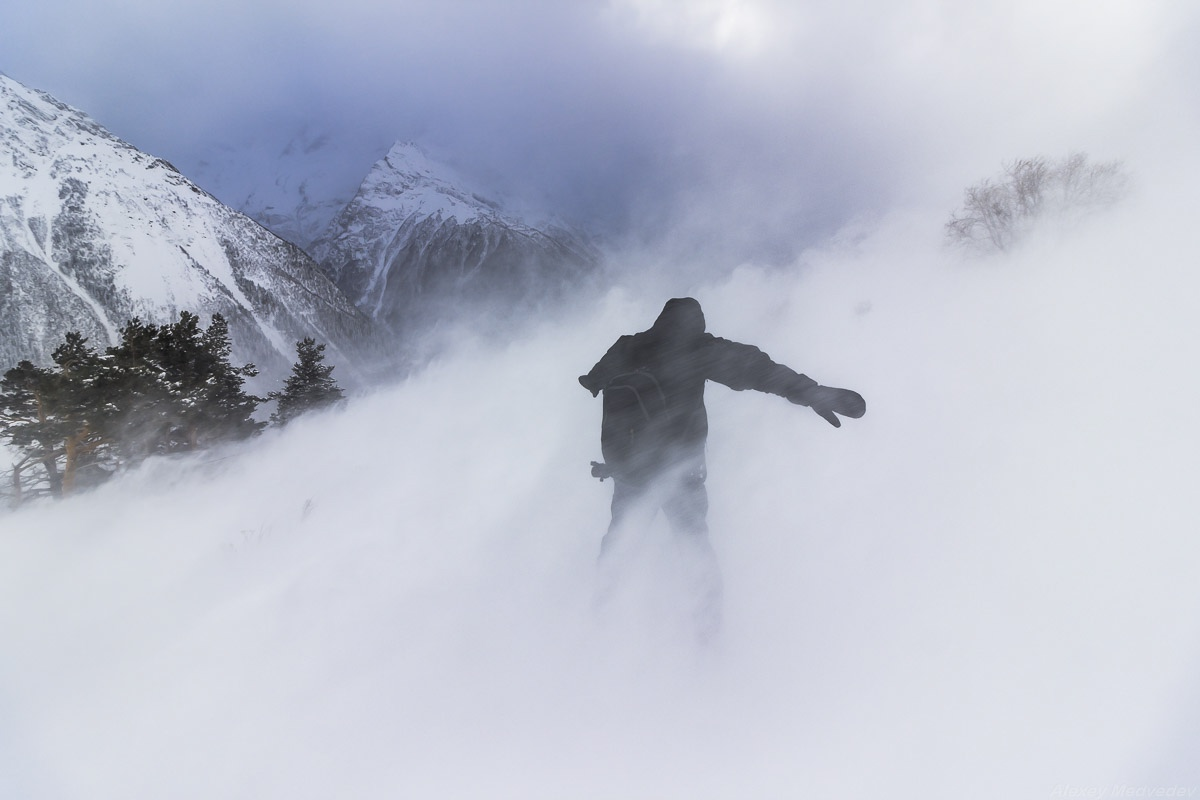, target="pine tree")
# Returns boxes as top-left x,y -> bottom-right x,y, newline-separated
0,333 -> 120,499
1,360 -> 65,499
2,312 -> 271,503
109,312 -> 264,451
49,332 -> 119,493
270,338 -> 345,426
194,314 -> 263,444
155,311 -> 211,449
105,317 -> 173,460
